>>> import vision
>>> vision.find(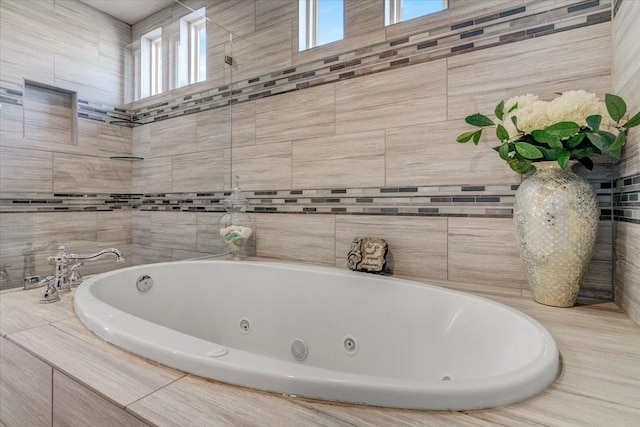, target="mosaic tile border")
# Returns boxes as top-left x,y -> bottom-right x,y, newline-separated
0,193 -> 139,213
613,173 -> 640,224
0,0 -> 612,127
0,176 -> 620,221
